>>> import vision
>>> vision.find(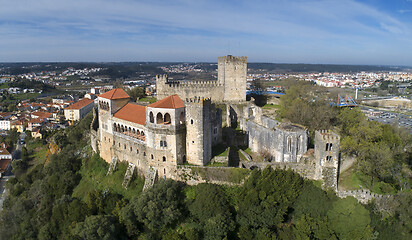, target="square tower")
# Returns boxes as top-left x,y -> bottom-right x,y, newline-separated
185,97 -> 212,165
218,55 -> 247,102
315,130 -> 340,190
